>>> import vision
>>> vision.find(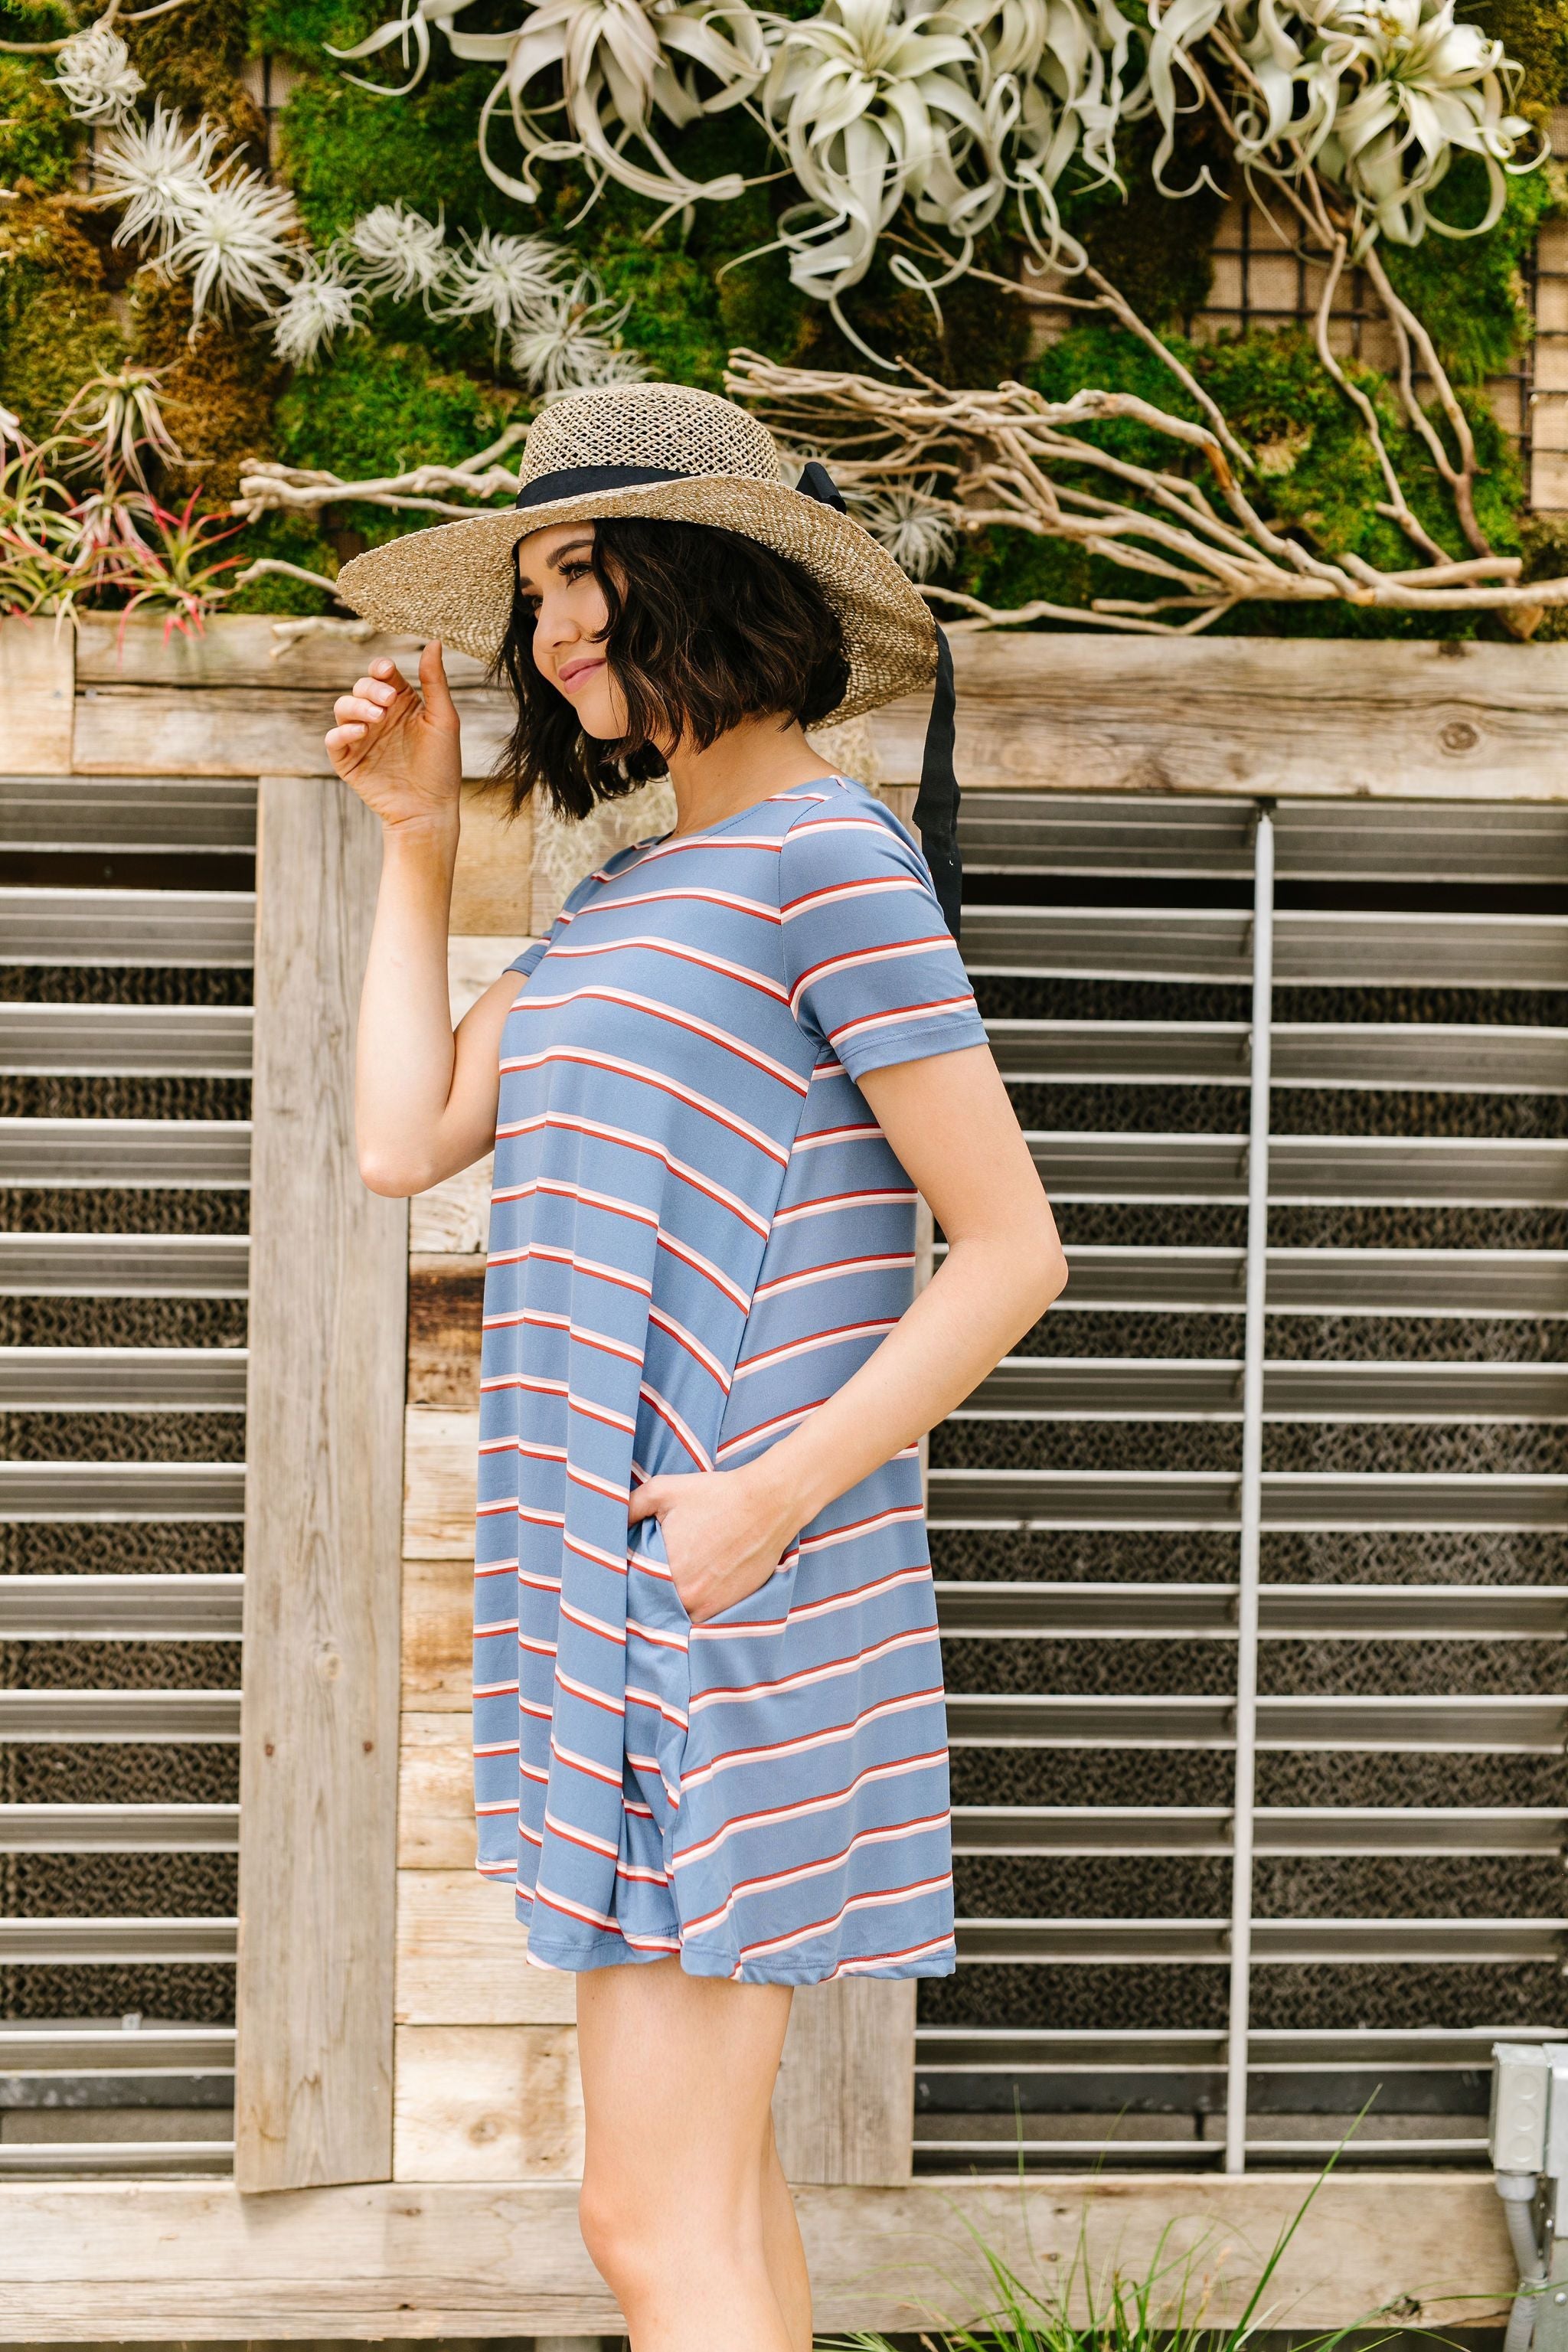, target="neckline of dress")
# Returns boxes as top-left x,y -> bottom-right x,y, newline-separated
648,773 -> 850,853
